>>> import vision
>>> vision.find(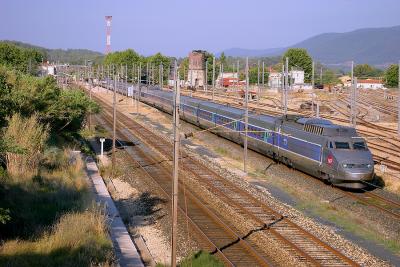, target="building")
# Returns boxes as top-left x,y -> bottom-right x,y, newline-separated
216,72 -> 239,87
357,79 -> 385,90
268,72 -> 282,89
41,62 -> 57,76
289,70 -> 304,84
339,75 -> 352,87
187,50 -> 206,89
